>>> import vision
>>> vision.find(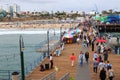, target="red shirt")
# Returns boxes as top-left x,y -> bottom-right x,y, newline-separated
70,55 -> 76,61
